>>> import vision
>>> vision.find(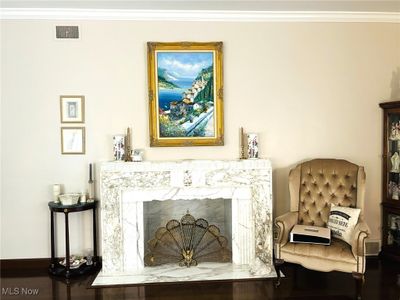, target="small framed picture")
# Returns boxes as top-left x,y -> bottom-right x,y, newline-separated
113,135 -> 125,161
61,127 -> 85,154
132,149 -> 144,162
60,95 -> 85,123
247,133 -> 259,159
